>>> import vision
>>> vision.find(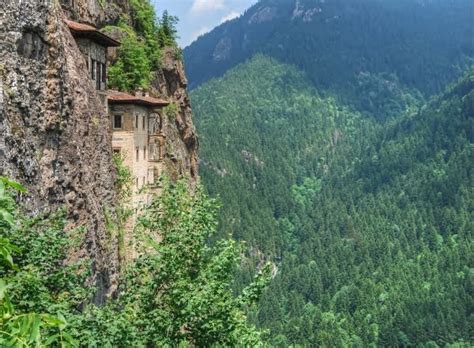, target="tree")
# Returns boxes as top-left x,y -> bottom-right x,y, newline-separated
108,27 -> 152,91
157,10 -> 179,48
